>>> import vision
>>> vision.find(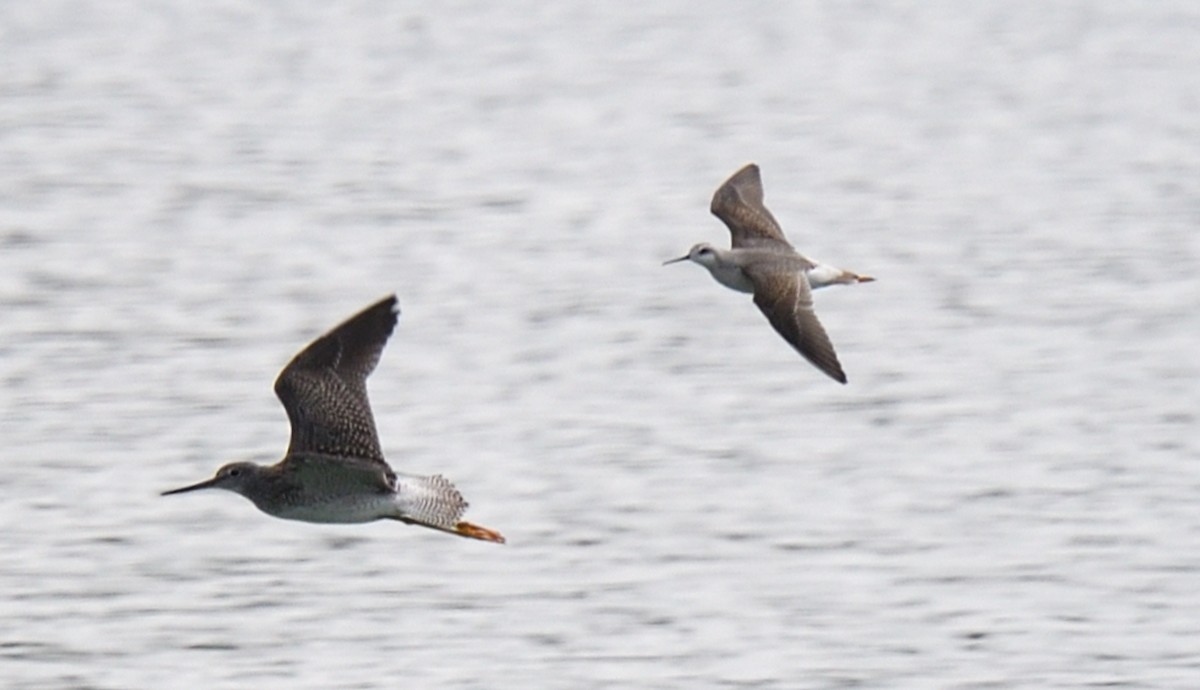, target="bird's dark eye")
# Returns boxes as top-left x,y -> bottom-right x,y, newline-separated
697,247 -> 712,255
228,468 -> 241,477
